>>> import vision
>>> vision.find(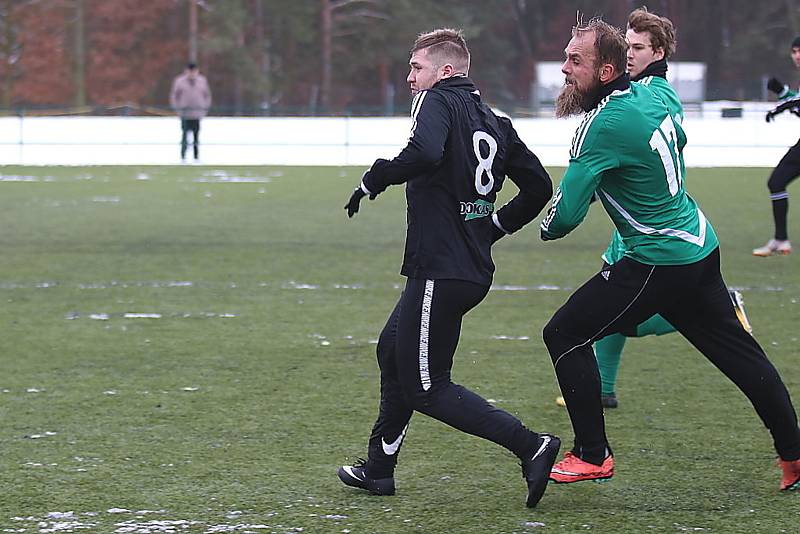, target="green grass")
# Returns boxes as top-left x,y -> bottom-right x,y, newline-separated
0,165 -> 797,532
